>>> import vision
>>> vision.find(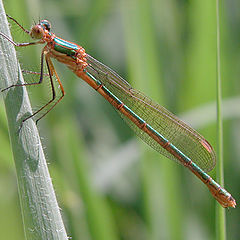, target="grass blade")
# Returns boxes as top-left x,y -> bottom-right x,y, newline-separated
215,0 -> 226,239
0,2 -> 68,239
